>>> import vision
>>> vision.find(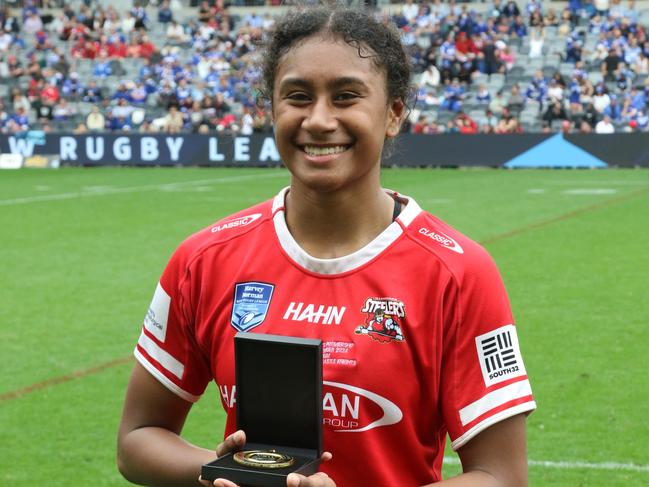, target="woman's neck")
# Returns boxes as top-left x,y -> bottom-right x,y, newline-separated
284,183 -> 396,259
